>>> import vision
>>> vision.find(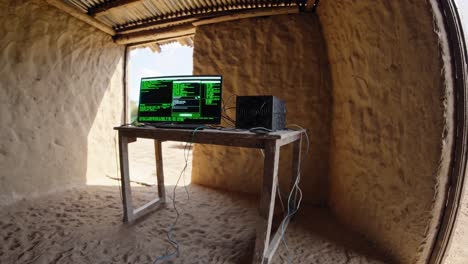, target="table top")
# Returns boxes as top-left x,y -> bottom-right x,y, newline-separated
114,125 -> 304,148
